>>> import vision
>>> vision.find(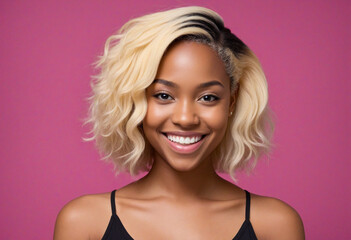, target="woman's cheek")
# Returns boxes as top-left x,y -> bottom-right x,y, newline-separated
144,101 -> 170,127
201,106 -> 229,129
